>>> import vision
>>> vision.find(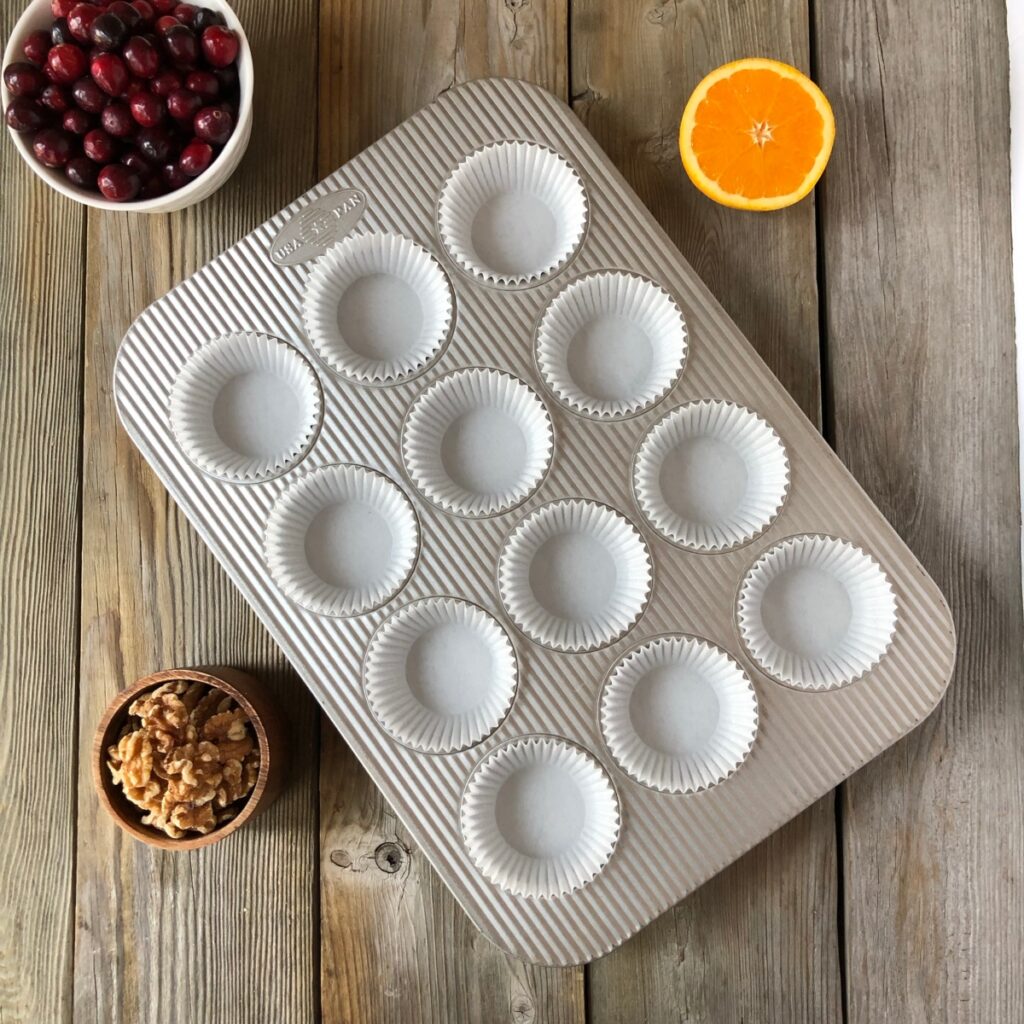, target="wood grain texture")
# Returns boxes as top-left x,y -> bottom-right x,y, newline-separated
570,2 -> 841,1021
316,3 -> 583,1021
71,3 -> 321,1022
0,6 -> 84,1020
815,2 -> 1024,1021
